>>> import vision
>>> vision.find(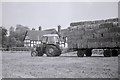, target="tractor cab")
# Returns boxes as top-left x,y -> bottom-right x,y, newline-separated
42,34 -> 60,45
